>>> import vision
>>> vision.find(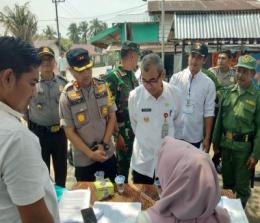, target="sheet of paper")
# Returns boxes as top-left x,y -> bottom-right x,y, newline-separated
218,196 -> 249,223
59,189 -> 91,223
93,202 -> 141,223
